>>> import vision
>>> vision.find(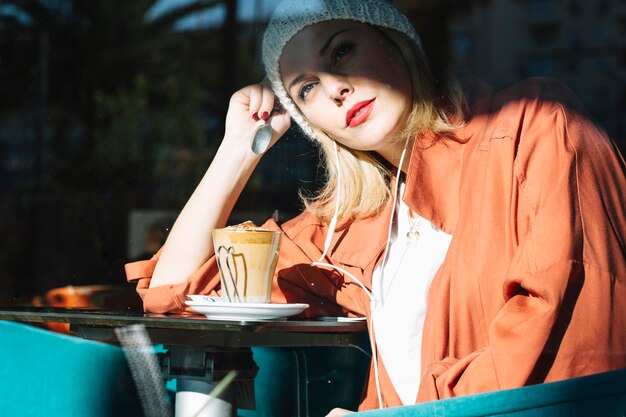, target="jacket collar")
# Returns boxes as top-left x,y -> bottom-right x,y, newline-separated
330,199 -> 393,270
403,79 -> 494,235
284,200 -> 393,273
